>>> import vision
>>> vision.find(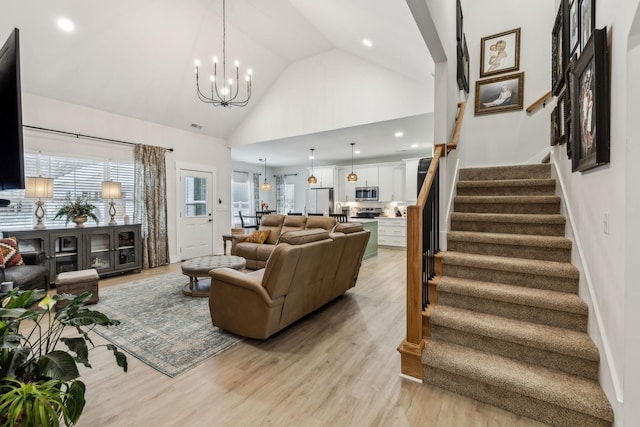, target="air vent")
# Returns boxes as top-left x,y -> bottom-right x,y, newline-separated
190,123 -> 203,129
